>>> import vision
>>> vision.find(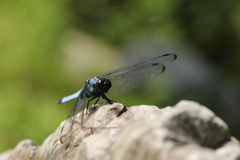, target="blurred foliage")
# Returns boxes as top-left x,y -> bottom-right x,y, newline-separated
67,0 -> 240,78
68,0 -> 180,44
1,0 -> 240,153
0,0 -> 69,152
173,0 -> 240,79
